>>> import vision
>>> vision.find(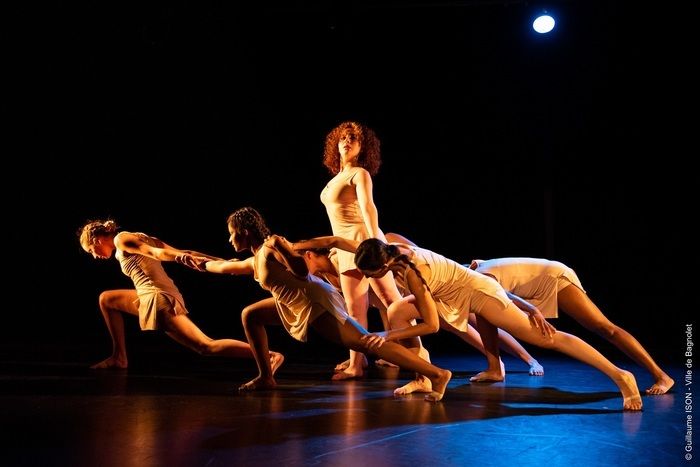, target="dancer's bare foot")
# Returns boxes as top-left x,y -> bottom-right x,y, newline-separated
270,352 -> 285,376
469,369 -> 505,382
331,369 -> 363,381
394,376 -> 432,396
471,358 -> 506,382
425,369 -> 452,402
617,370 -> 643,411
528,359 -> 544,376
334,355 -> 368,372
238,376 -> 276,393
90,356 -> 127,369
375,359 -> 399,368
646,374 -> 675,395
